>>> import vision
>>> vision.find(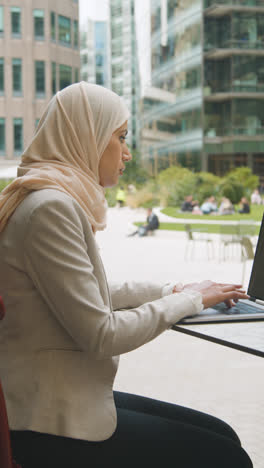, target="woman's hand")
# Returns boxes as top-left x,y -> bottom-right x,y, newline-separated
173,280 -> 249,309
